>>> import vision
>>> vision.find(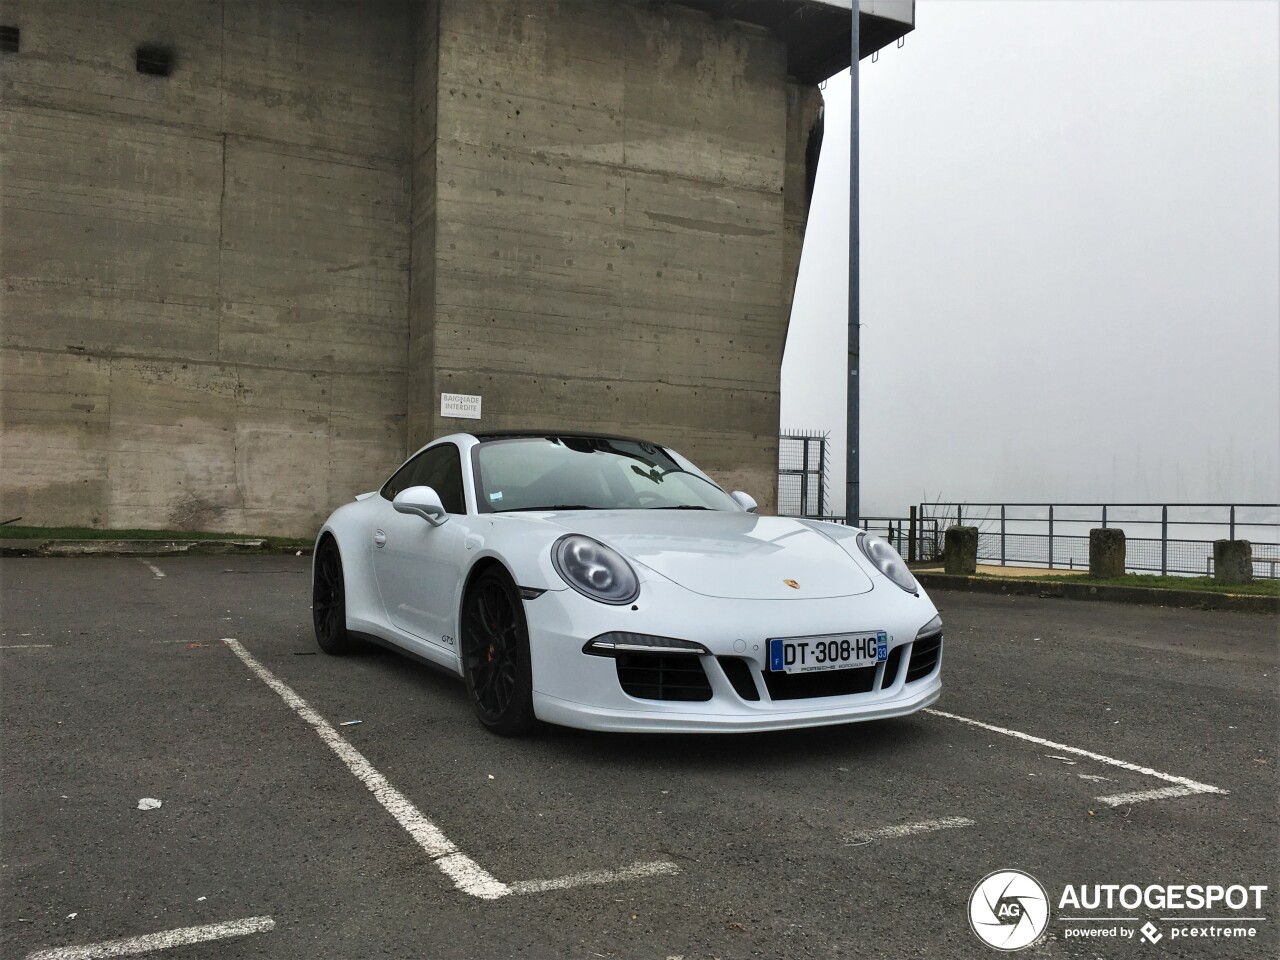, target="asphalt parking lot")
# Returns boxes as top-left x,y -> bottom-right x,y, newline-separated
2,556 -> 1276,960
